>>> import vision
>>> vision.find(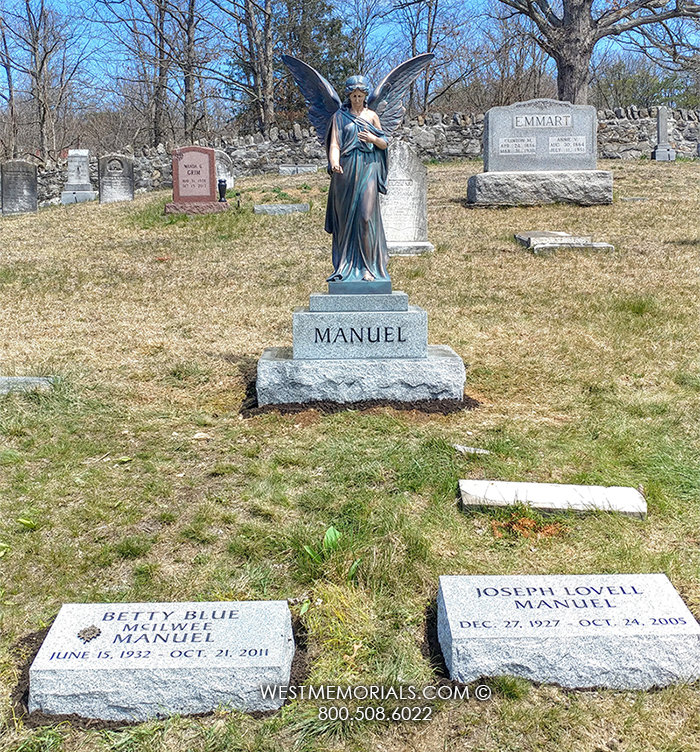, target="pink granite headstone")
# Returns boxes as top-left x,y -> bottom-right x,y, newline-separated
165,146 -> 229,215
